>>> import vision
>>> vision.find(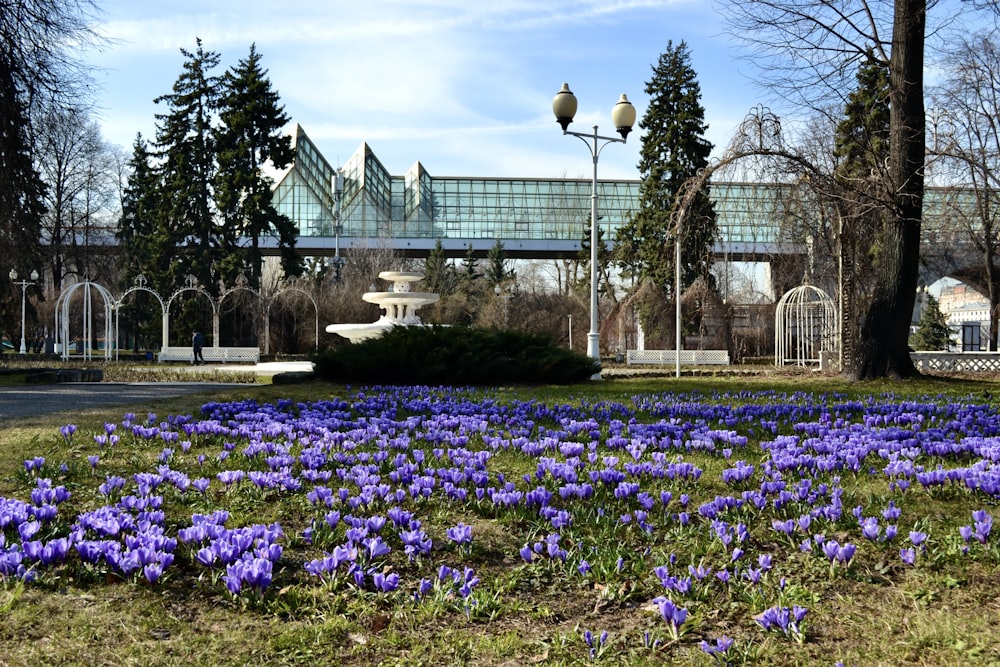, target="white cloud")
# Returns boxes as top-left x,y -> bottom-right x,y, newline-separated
86,0 -> 749,178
